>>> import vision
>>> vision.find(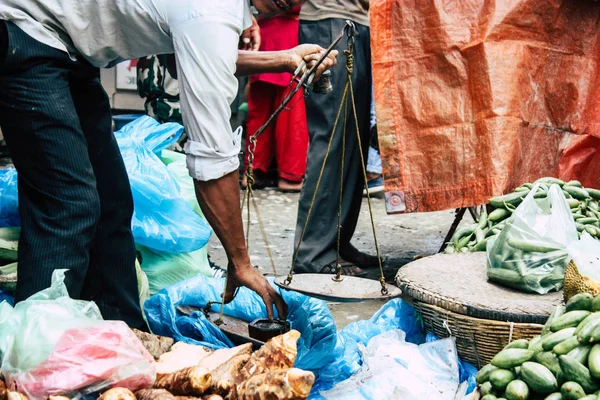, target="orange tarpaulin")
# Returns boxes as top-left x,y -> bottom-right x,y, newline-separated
370,0 -> 600,214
